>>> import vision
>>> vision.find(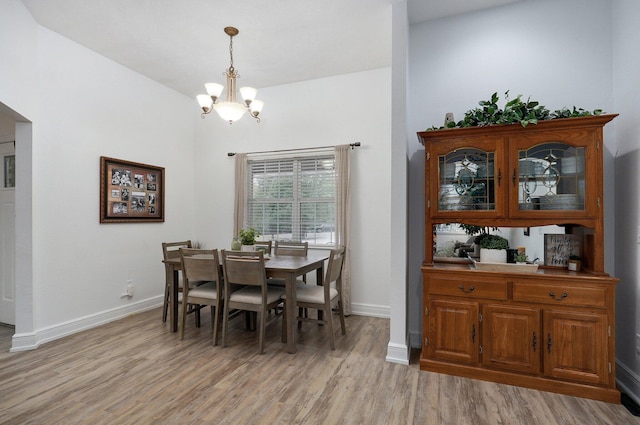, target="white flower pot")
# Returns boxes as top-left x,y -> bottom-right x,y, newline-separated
241,245 -> 255,252
480,248 -> 507,263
